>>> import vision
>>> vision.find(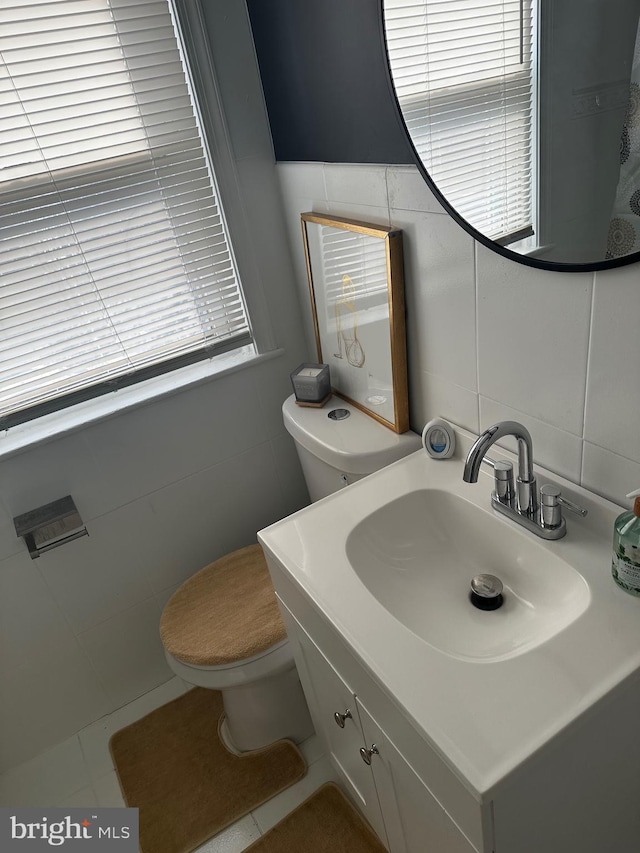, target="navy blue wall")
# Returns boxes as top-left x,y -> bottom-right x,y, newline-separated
246,0 -> 414,164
